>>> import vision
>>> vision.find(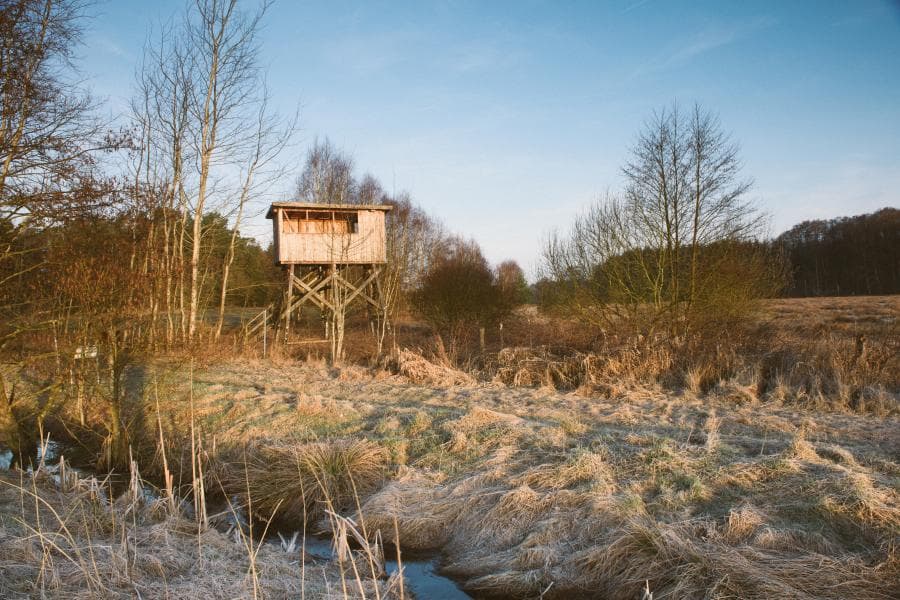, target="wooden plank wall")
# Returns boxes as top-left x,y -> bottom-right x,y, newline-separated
276,209 -> 386,264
